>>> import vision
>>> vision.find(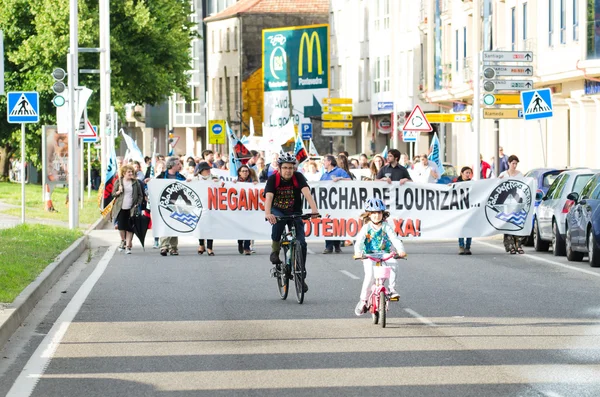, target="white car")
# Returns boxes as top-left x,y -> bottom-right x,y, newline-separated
534,169 -> 599,256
